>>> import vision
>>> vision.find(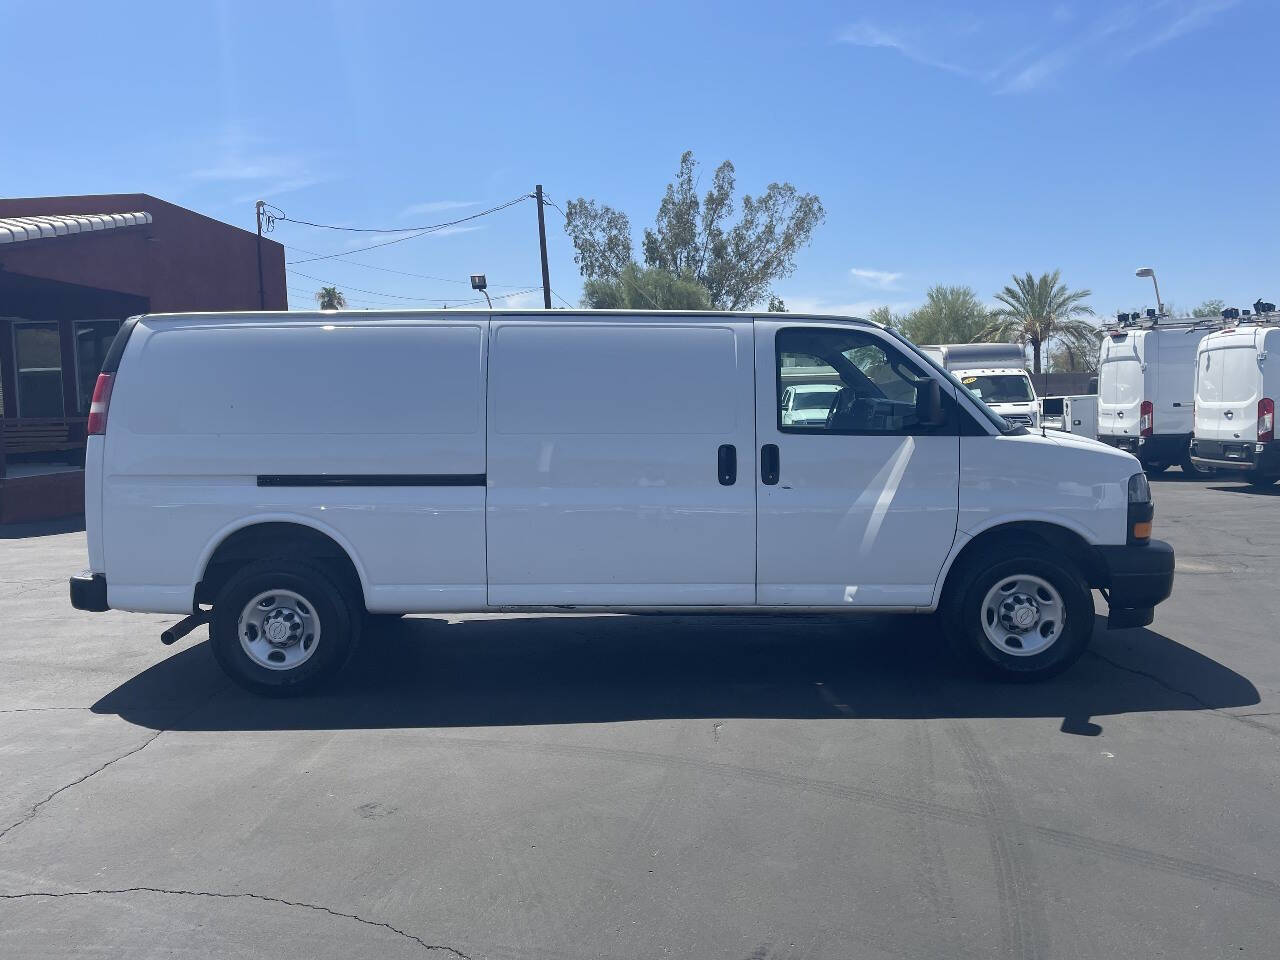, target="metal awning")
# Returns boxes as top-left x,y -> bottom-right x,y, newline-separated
0,211 -> 152,245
